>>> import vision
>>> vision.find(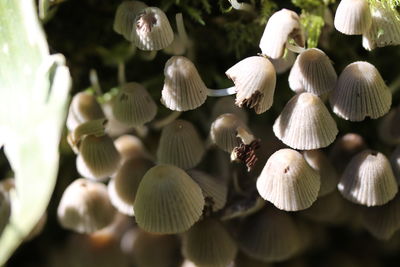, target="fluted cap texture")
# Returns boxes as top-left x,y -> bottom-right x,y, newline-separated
157,119 -> 205,170
273,92 -> 338,150
330,61 -> 392,121
134,164 -> 205,233
161,56 -> 208,111
338,149 -> 398,206
257,148 -> 321,211
226,56 -> 277,114
259,9 -> 304,59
